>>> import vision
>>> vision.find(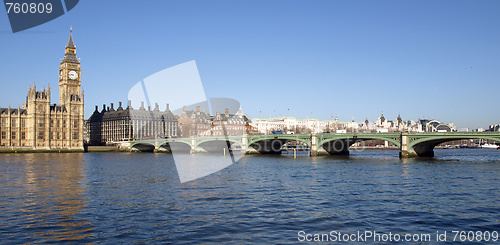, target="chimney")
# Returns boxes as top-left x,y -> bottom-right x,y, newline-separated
225,108 -> 229,116
95,105 -> 98,111
102,104 -> 106,112
119,101 -> 122,108
110,103 -> 114,110
148,105 -> 151,111
183,105 -> 186,112
196,106 -> 200,113
155,103 -> 159,111
166,103 -> 170,110
140,101 -> 145,110
107,106 -> 110,111
128,100 -> 132,107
